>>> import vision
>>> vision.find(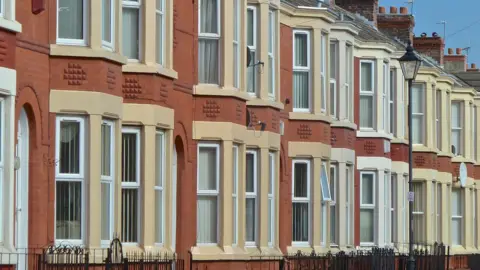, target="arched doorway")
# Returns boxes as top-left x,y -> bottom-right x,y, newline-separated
15,107 -> 29,269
